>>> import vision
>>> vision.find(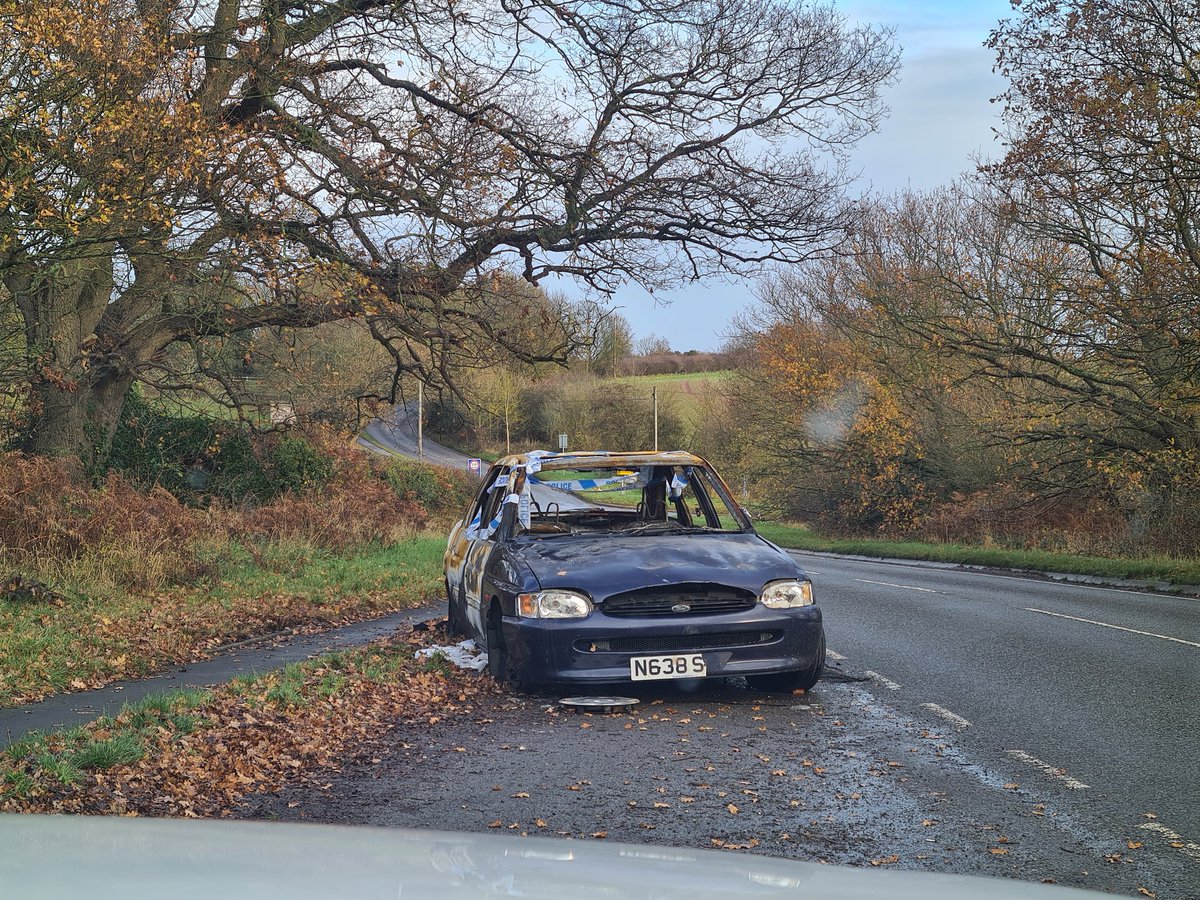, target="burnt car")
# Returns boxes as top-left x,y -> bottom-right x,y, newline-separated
443,451 -> 824,691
